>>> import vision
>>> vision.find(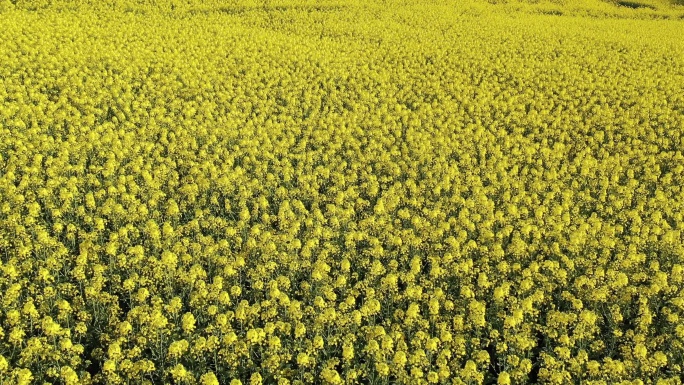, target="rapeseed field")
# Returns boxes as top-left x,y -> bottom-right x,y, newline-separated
1,0 -> 684,383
